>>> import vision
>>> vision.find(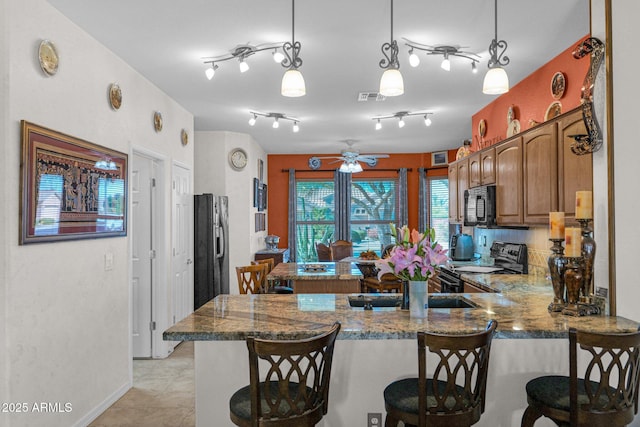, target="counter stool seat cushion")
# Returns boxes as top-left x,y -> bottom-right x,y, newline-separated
230,382 -> 315,424
525,375 -> 615,412
384,378 -> 471,417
